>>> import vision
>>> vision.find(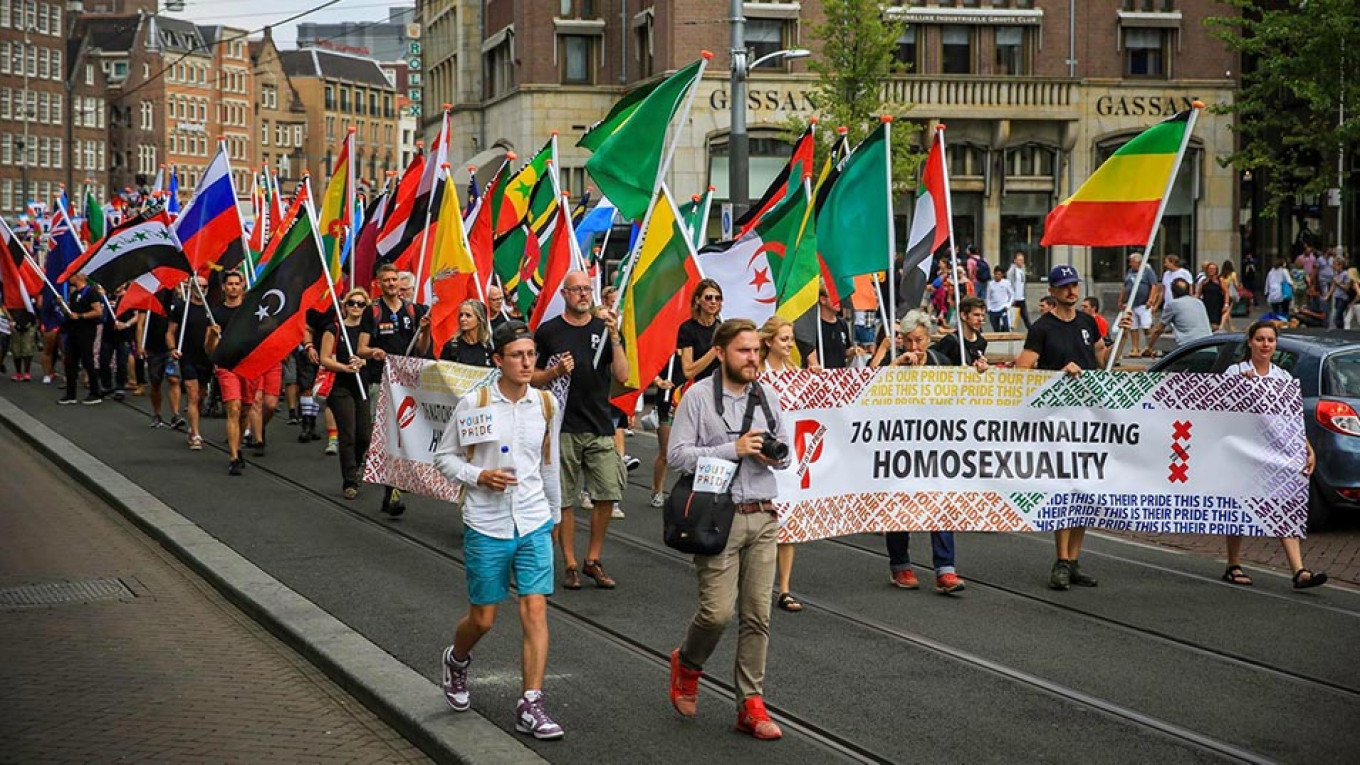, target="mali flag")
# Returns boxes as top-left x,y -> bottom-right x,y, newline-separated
613,186 -> 702,411
318,133 -> 354,283
1042,106 -> 1200,247
211,204 -> 329,380
578,58 -> 705,222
